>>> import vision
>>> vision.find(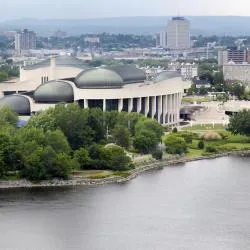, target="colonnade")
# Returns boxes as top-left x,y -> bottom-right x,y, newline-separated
82,93 -> 182,125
